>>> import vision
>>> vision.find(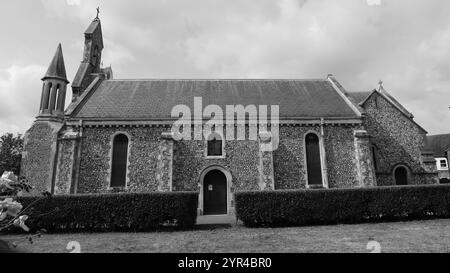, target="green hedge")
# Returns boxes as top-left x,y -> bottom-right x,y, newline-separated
235,185 -> 450,227
12,191 -> 198,233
